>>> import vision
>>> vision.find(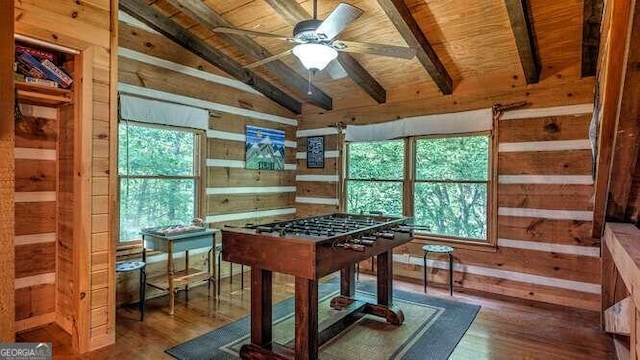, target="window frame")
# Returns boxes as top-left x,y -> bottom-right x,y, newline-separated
343,138 -> 407,217
342,131 -> 497,250
116,120 -> 205,247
